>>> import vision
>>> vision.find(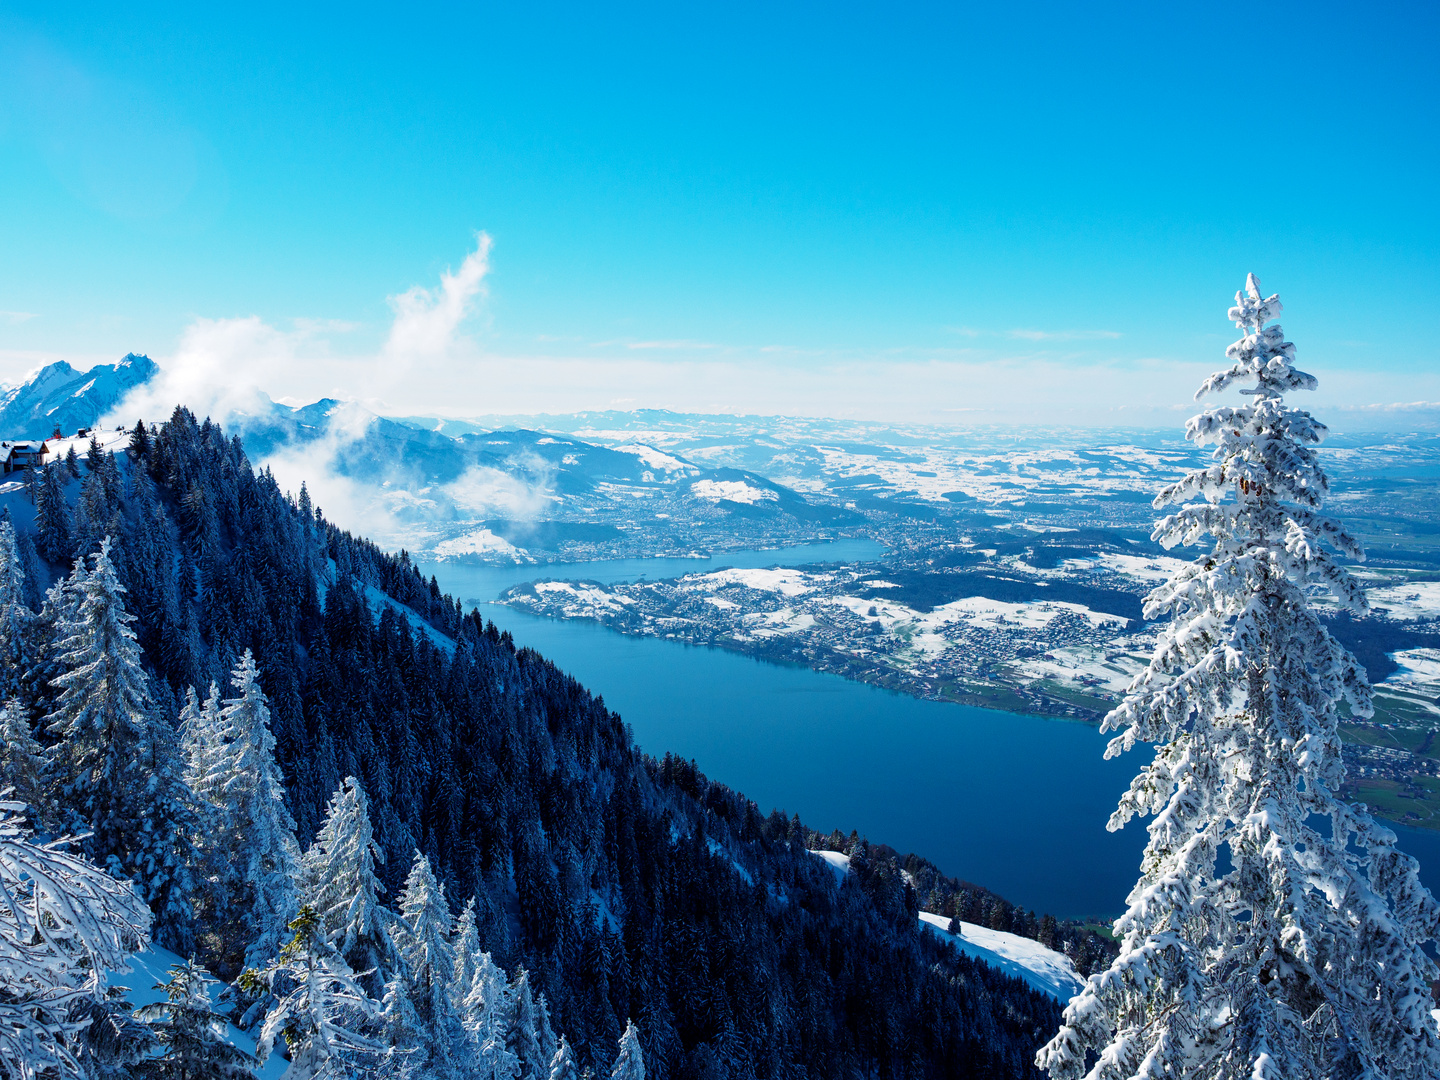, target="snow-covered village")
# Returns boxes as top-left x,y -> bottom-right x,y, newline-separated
3,6 -> 1440,1079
